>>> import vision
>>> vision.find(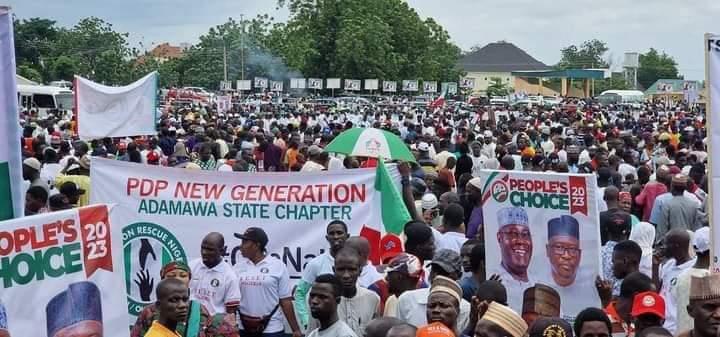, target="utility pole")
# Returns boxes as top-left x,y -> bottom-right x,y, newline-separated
223,38 -> 228,82
240,14 -> 245,82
